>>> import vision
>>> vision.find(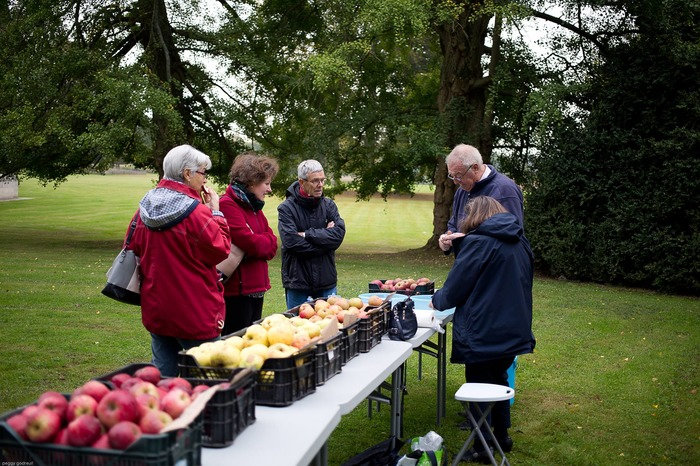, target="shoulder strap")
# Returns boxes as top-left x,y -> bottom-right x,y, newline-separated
124,212 -> 139,247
